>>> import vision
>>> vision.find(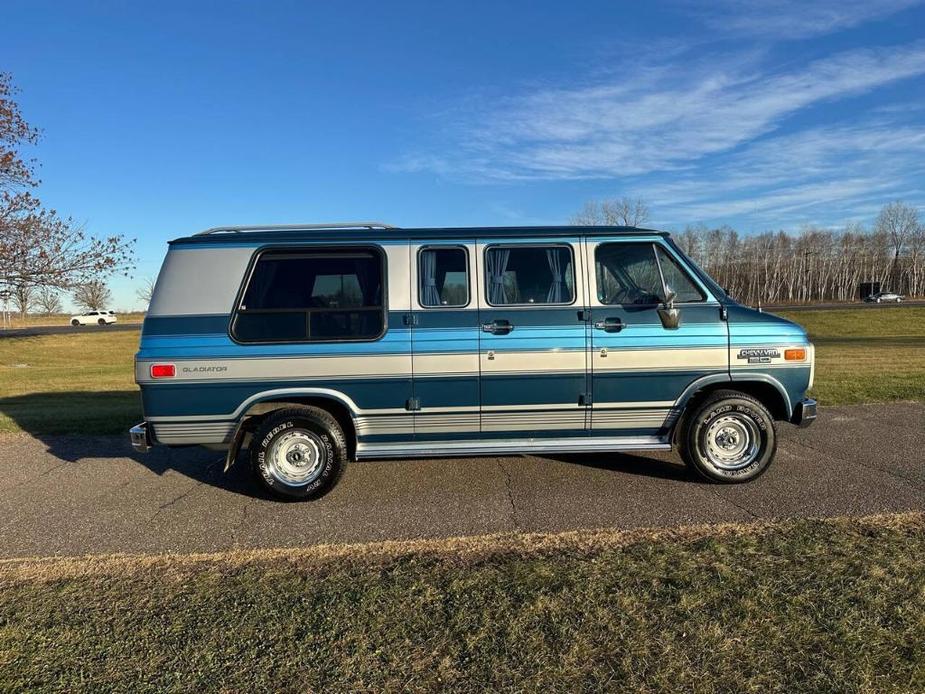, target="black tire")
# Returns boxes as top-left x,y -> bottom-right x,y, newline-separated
98,318 -> 106,325
249,407 -> 347,500
71,319 -> 80,326
678,390 -> 777,483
